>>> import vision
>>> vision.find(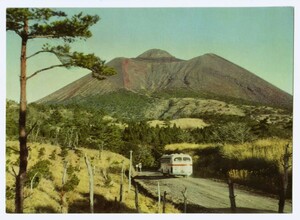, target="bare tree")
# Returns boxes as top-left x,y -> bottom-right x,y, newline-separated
128,150 -> 133,192
30,172 -> 39,194
119,161 -> 124,202
181,186 -> 187,213
278,144 -> 292,213
85,154 -> 94,213
135,182 -> 140,213
227,178 -> 236,213
162,191 -> 167,213
61,161 -> 68,213
157,181 -> 161,213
